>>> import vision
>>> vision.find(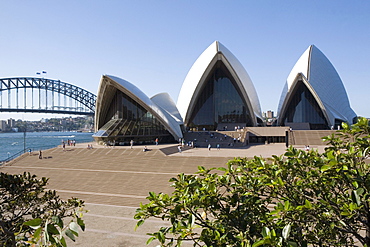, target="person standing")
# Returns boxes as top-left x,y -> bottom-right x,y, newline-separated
130,140 -> 134,149
208,144 -> 211,151
38,150 -> 42,159
155,138 -> 158,145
